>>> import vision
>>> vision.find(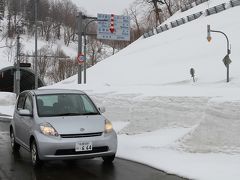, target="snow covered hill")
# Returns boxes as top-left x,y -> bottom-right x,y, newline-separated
59,0 -> 240,92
